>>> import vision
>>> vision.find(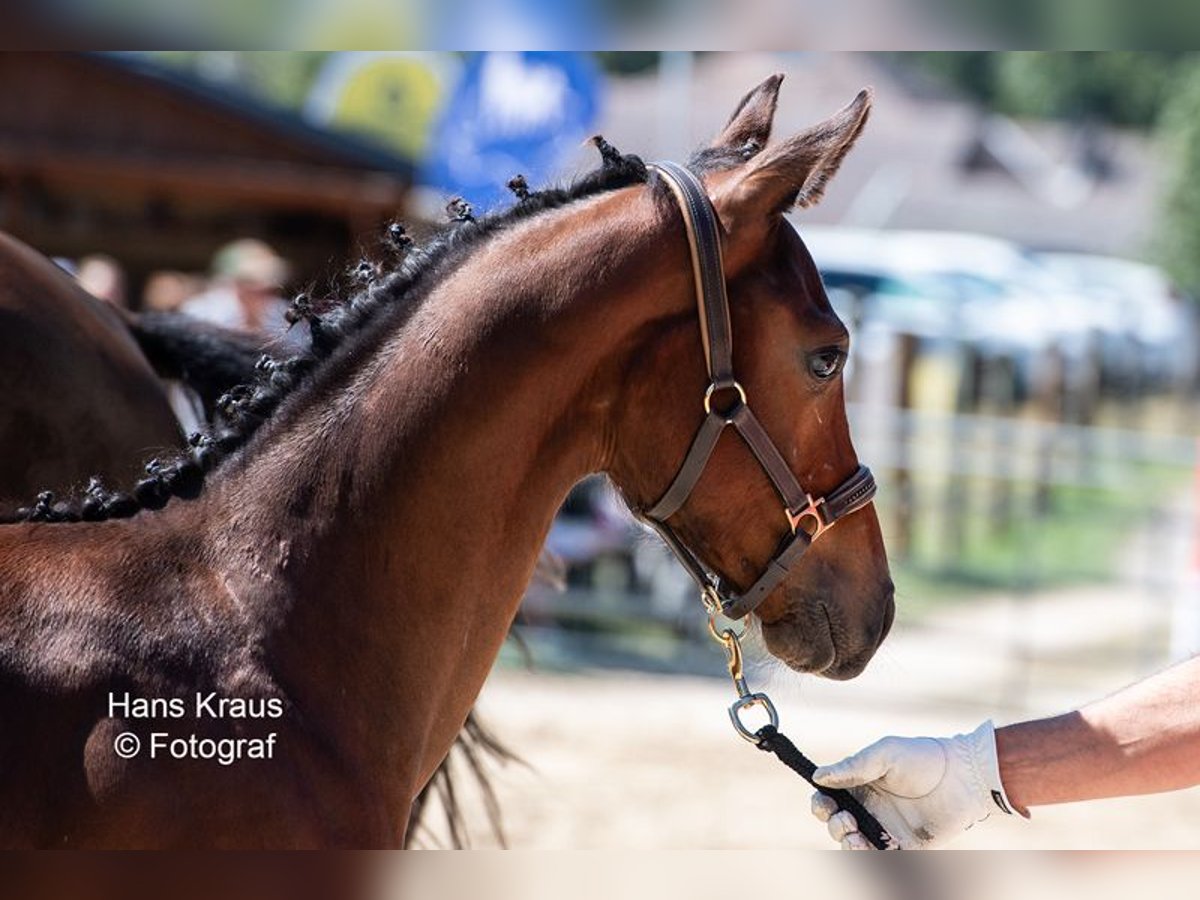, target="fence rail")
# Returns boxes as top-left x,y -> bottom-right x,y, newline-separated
516,405 -> 1199,693
850,404 -> 1197,487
